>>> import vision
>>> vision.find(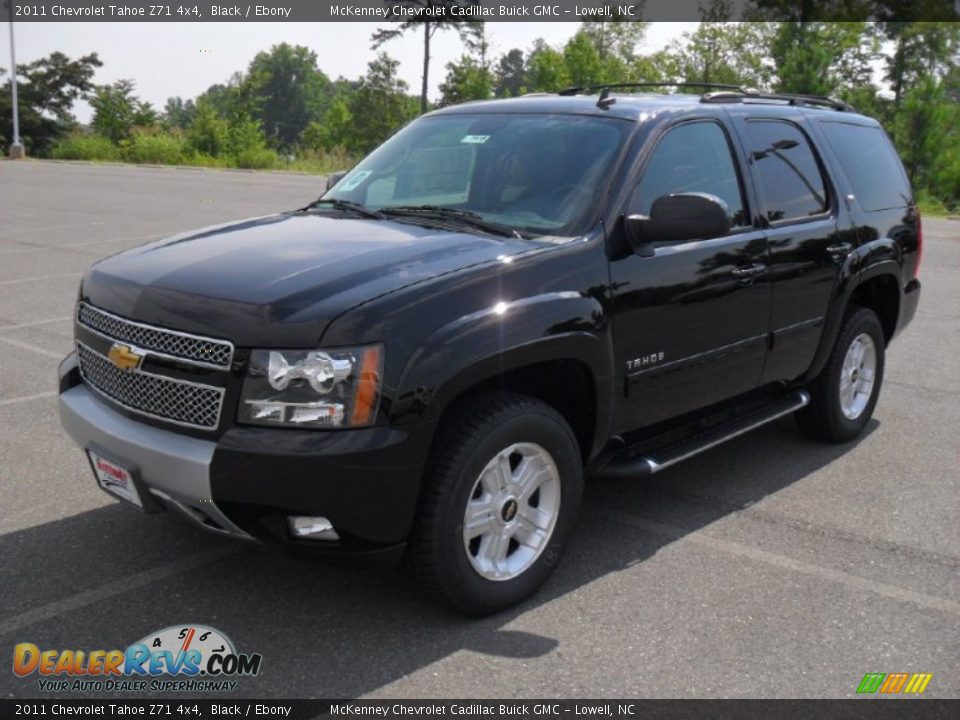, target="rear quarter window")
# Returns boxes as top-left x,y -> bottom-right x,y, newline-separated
820,123 -> 911,211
